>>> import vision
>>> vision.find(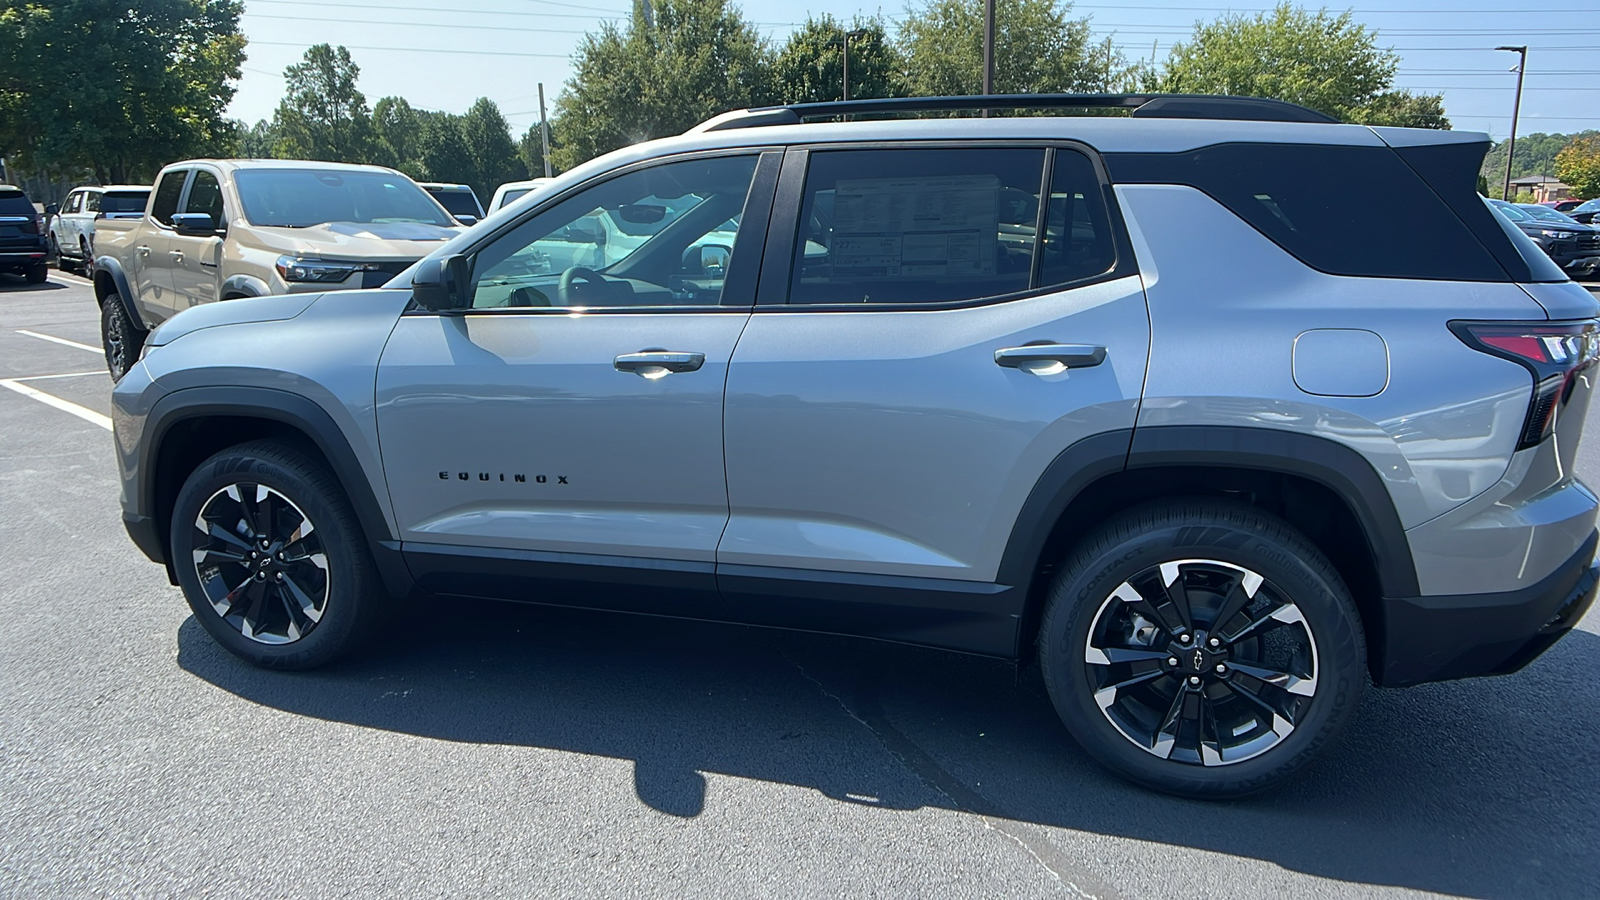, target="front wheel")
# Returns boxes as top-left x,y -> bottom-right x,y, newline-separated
170,440 -> 383,669
1037,500 -> 1366,798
